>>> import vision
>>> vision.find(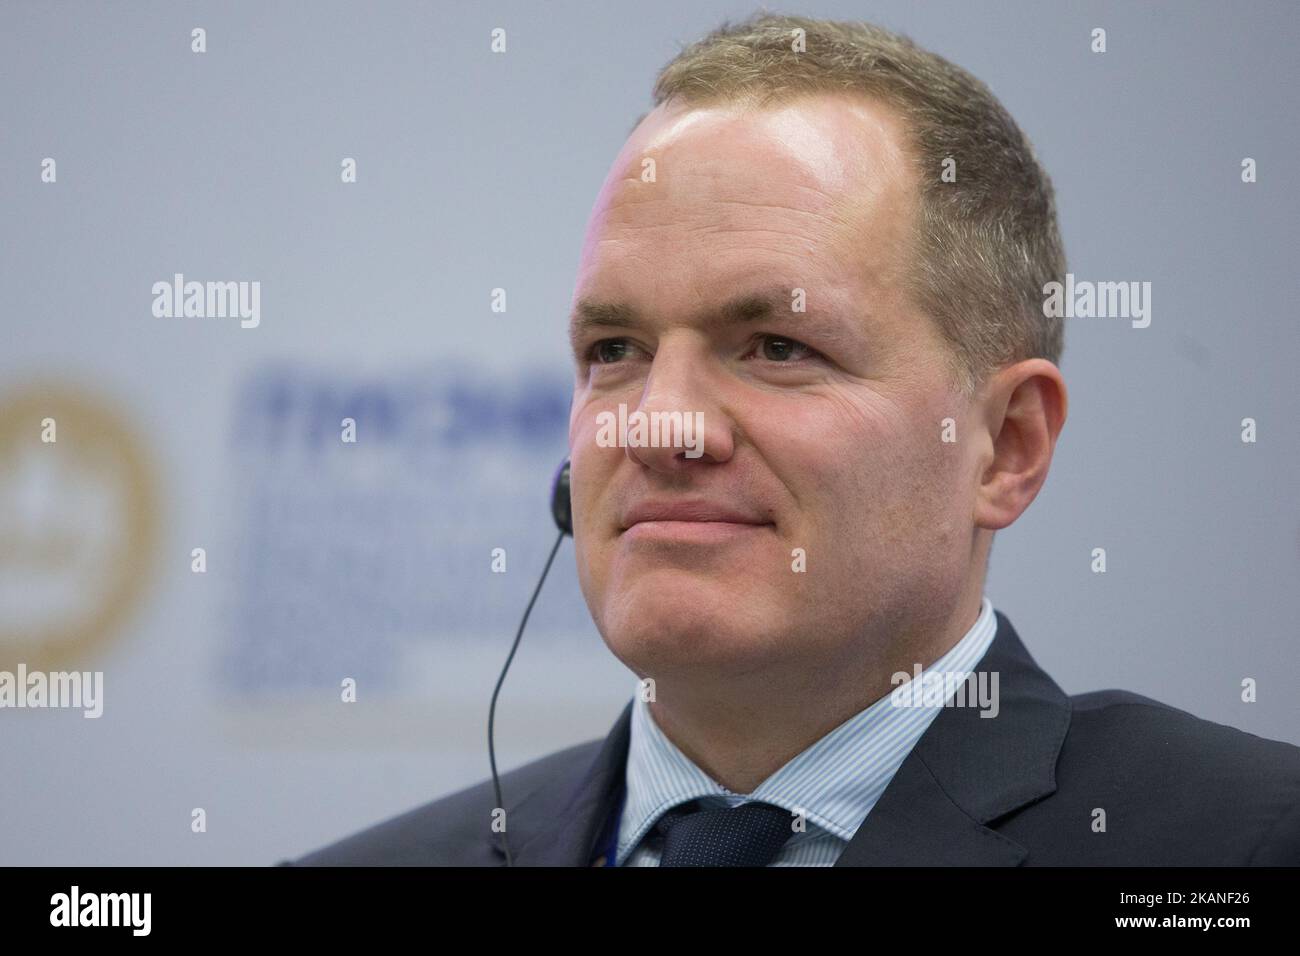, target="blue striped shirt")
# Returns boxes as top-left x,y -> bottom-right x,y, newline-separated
615,595 -> 997,866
